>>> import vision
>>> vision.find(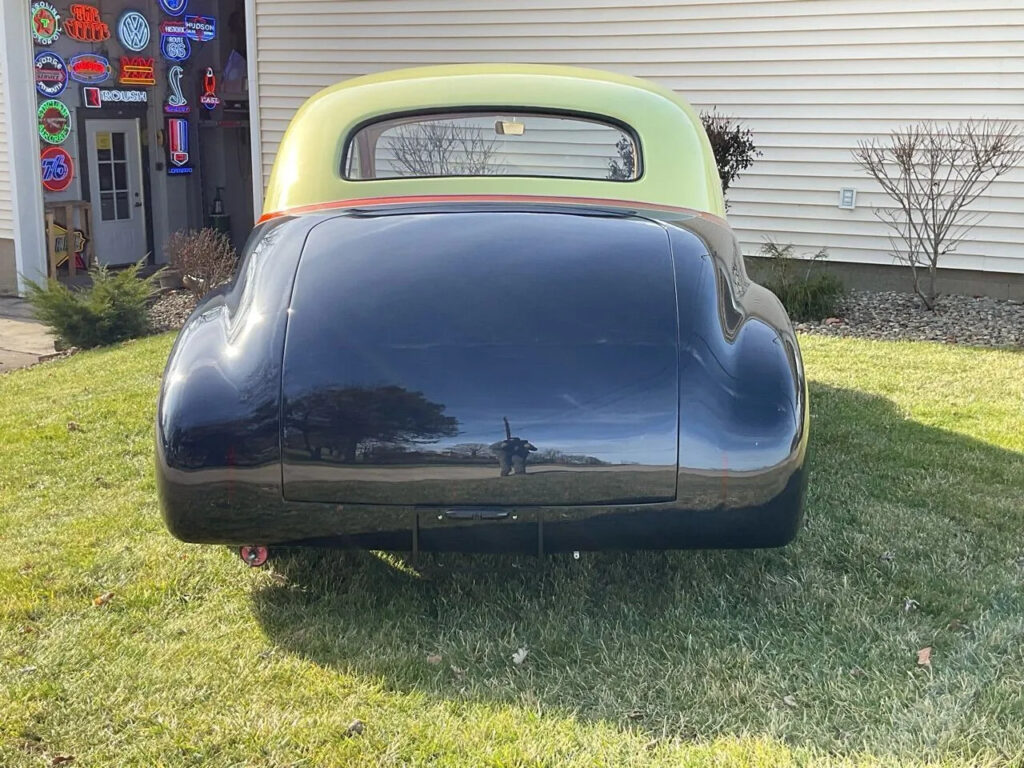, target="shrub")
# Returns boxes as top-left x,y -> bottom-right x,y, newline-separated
700,109 -> 762,205
165,228 -> 237,300
27,261 -> 158,349
759,239 -> 844,323
853,120 -> 1023,309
